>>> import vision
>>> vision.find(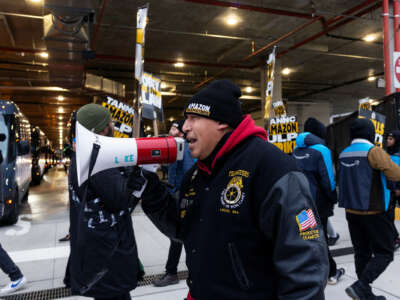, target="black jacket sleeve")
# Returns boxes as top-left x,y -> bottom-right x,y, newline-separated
140,170 -> 181,241
259,171 -> 328,300
88,168 -> 132,213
